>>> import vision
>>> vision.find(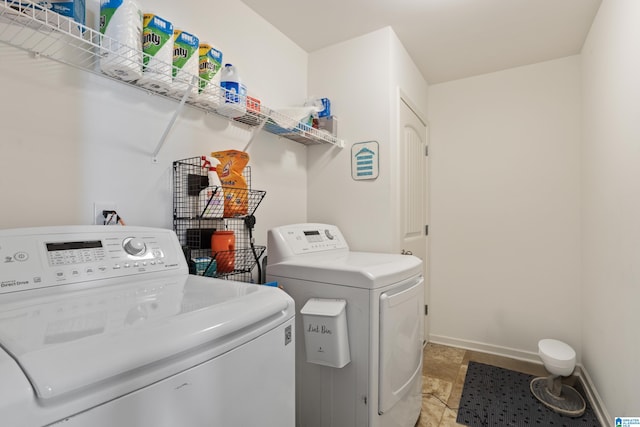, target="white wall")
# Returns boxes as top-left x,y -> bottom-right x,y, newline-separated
427,56 -> 582,357
307,27 -> 428,253
581,0 -> 640,417
0,0 -> 310,248
306,28 -> 393,252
